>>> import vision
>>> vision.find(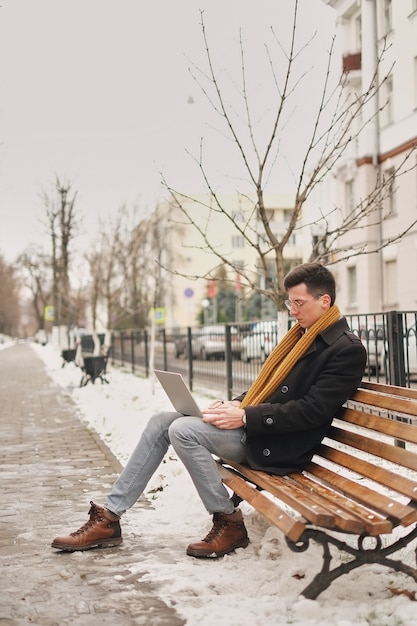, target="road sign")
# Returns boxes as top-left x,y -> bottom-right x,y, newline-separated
152,307 -> 166,324
44,305 -> 55,322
